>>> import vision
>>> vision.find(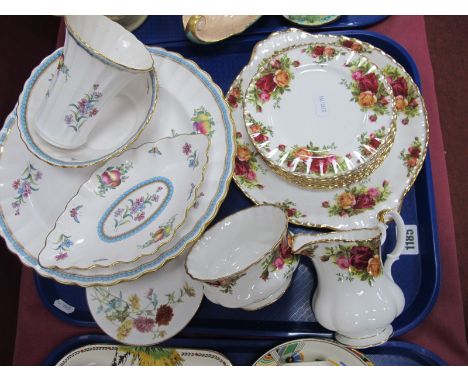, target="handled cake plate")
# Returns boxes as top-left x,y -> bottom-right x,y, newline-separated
16,48 -> 158,168
0,46 -> 234,286
38,134 -> 208,271
243,42 -> 396,188
228,30 -> 428,229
